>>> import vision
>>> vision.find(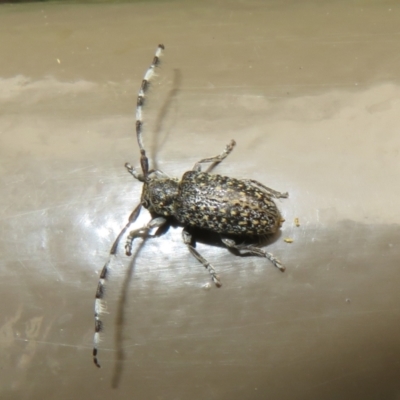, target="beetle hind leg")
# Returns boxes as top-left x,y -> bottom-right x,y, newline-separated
182,228 -> 222,287
221,238 -> 285,272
